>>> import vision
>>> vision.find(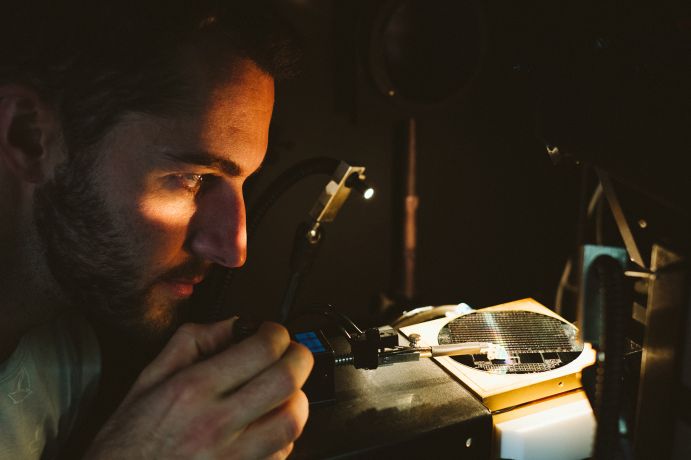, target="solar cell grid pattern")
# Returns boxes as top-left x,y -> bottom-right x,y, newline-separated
438,311 -> 583,375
